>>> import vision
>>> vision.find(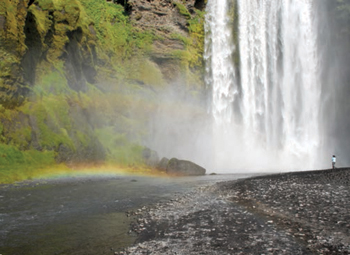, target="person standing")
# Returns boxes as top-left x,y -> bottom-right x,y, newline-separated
332,155 -> 336,169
